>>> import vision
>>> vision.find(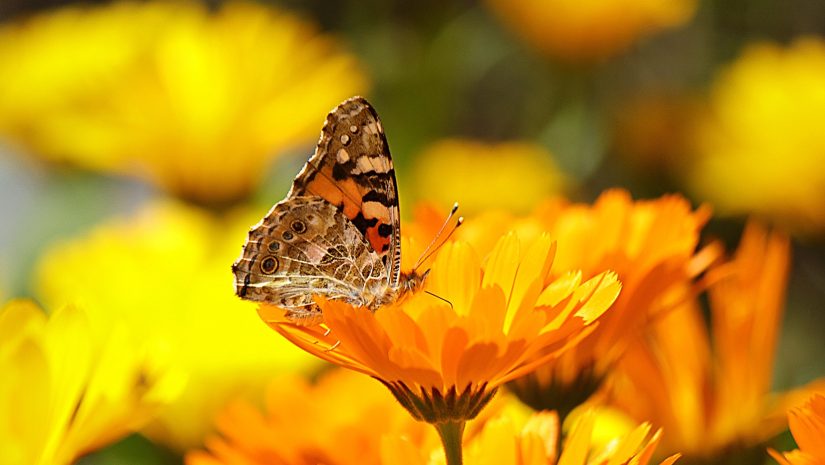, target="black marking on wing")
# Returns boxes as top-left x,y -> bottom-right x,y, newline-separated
350,212 -> 379,235
362,190 -> 393,206
378,223 -> 393,237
